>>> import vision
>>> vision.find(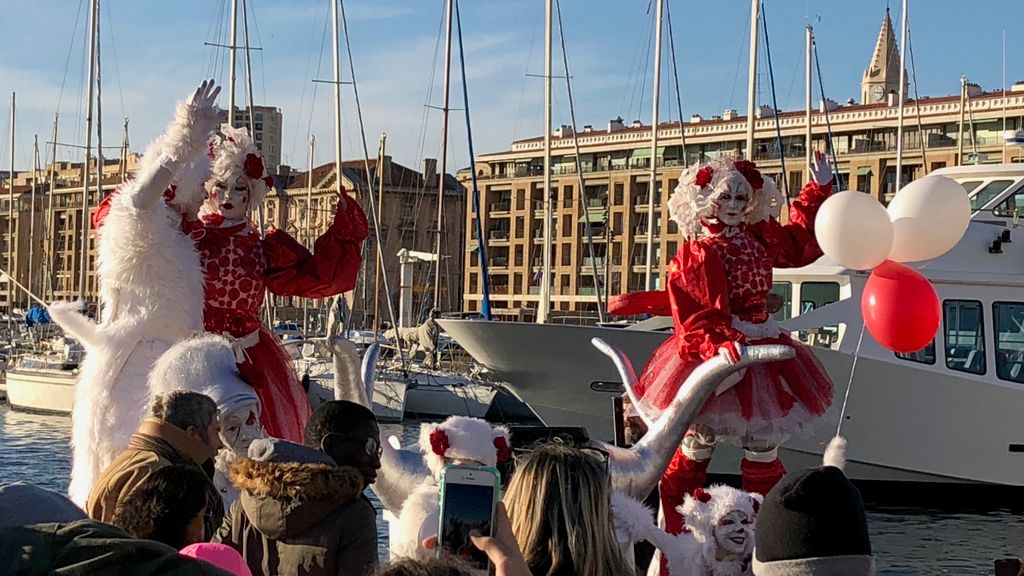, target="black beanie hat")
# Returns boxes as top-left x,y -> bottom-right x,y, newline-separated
752,437 -> 875,576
